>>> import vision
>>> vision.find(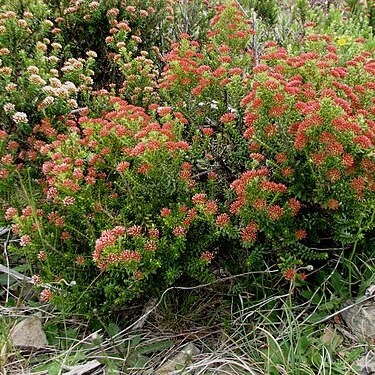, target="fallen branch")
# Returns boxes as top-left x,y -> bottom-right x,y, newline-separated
0,264 -> 33,284
0,264 -> 76,289
62,360 -> 102,375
